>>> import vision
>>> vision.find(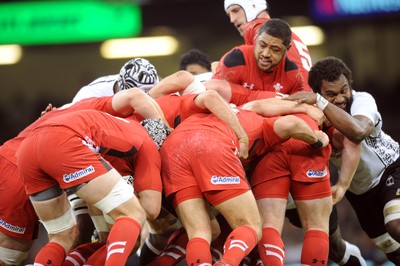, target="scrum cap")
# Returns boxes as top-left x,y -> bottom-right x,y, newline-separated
117,58 -> 159,93
224,0 -> 267,22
